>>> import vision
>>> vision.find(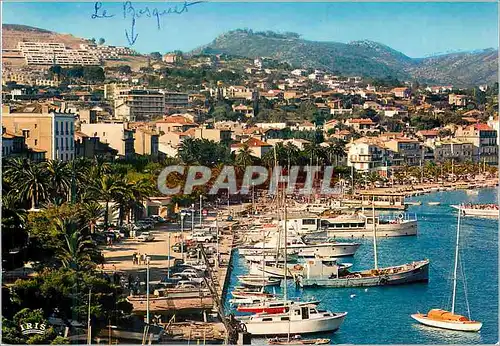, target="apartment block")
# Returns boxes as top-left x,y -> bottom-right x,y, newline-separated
114,89 -> 165,121
383,137 -> 422,166
347,139 -> 389,172
18,42 -> 99,66
163,91 -> 189,110
2,104 -> 75,161
431,139 -> 474,162
455,124 -> 498,164
80,123 -> 135,158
